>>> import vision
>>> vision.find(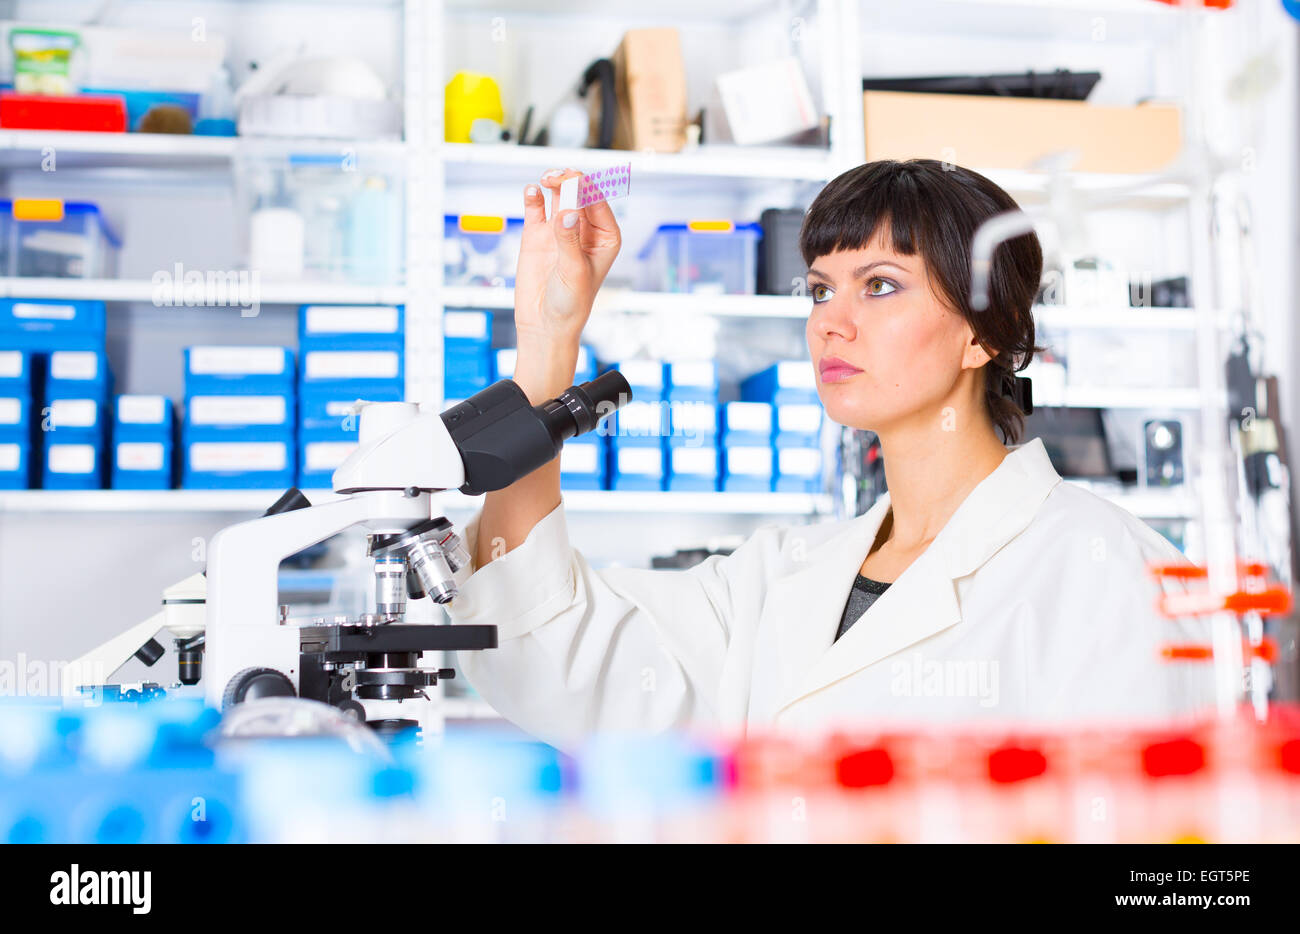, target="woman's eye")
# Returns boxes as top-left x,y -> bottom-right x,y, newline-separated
866,277 -> 896,296
811,284 -> 833,303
